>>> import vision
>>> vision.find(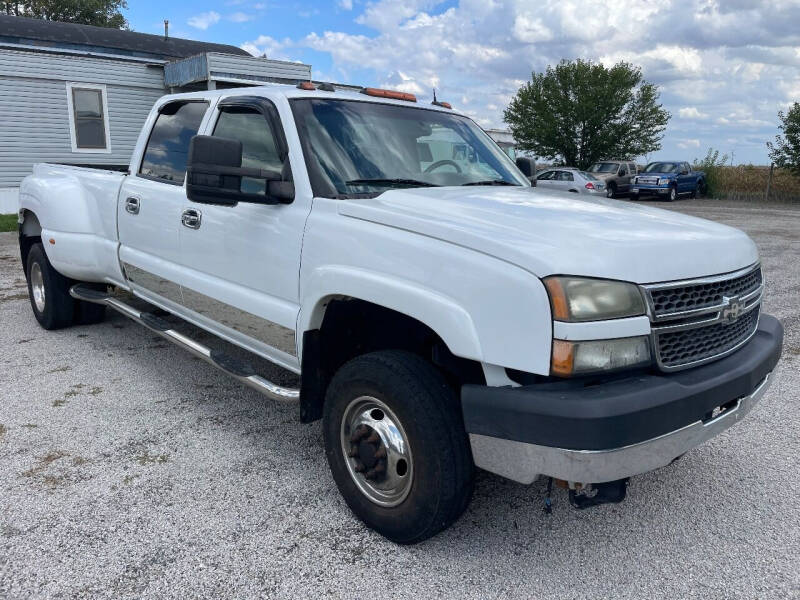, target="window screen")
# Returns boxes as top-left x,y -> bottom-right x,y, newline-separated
71,88 -> 106,149
139,102 -> 208,184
